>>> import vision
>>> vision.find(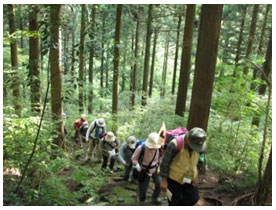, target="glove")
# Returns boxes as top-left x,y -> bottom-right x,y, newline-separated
108,150 -> 116,157
136,164 -> 141,172
100,133 -> 107,138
